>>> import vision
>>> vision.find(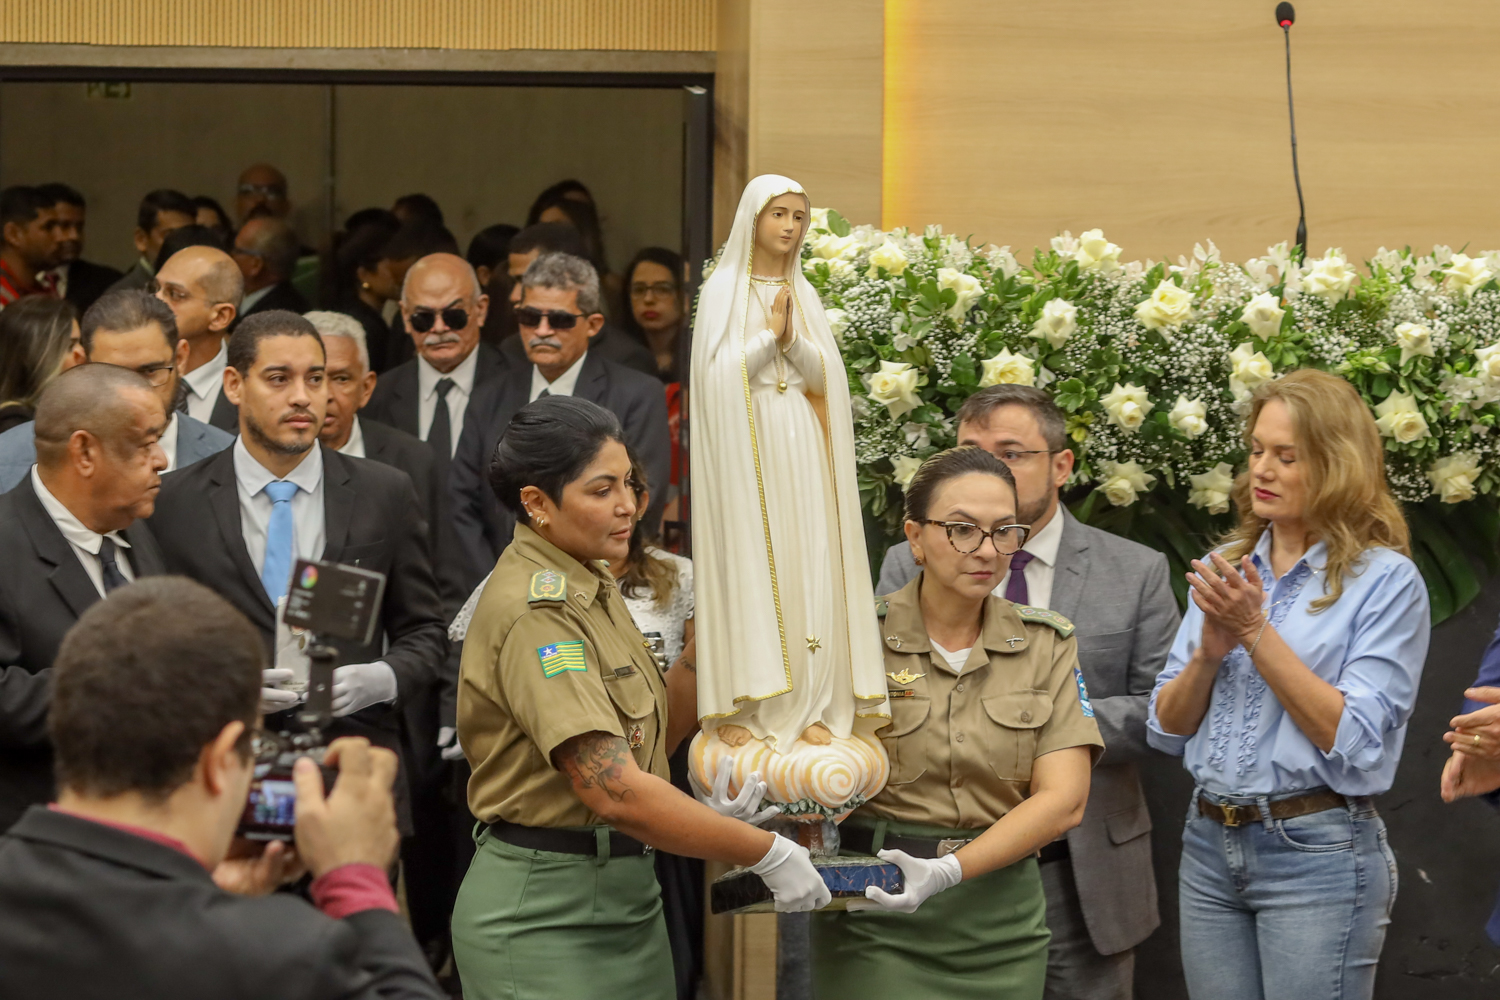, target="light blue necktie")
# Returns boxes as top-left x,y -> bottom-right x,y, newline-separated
260,480 -> 299,605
